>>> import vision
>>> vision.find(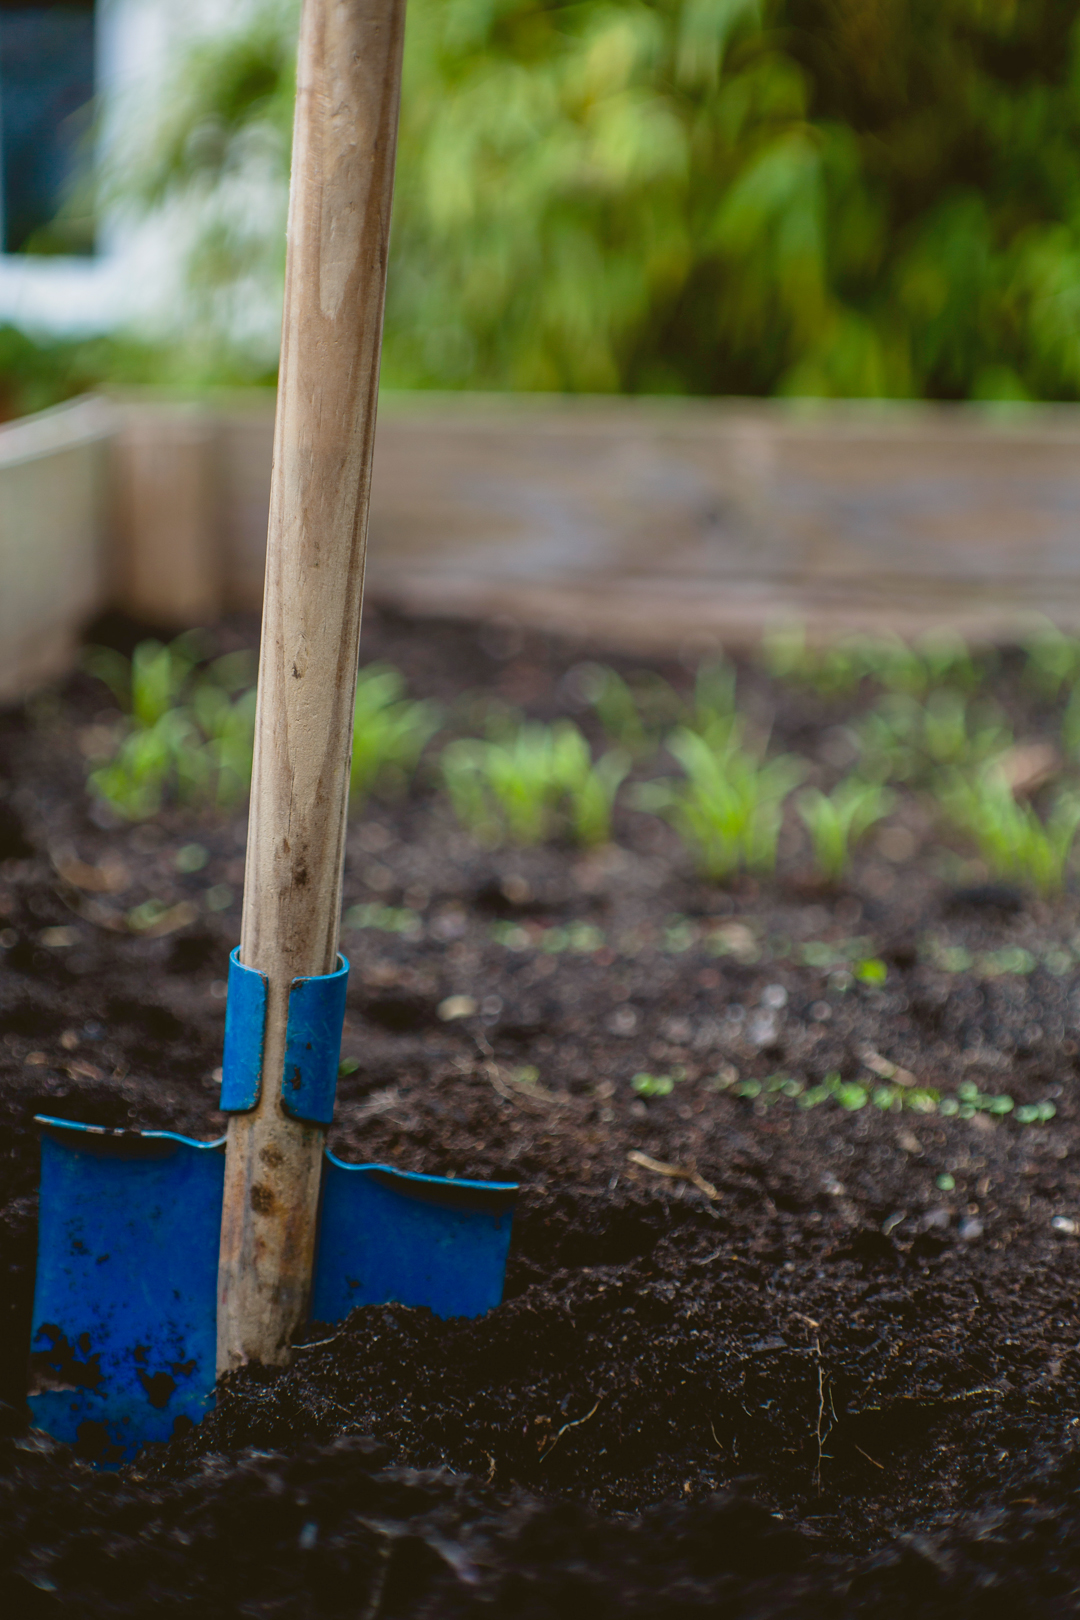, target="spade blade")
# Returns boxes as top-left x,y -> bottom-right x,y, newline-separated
29,1119 -> 224,1467
29,1120 -> 517,1466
